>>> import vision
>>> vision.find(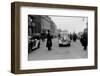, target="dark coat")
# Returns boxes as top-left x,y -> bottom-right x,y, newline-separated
73,33 -> 77,41
80,32 -> 88,47
46,33 -> 52,47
